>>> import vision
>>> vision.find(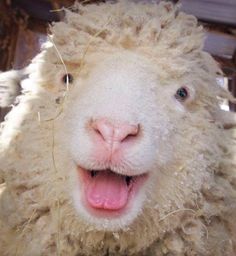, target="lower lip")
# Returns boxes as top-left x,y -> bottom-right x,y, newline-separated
76,166 -> 148,218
